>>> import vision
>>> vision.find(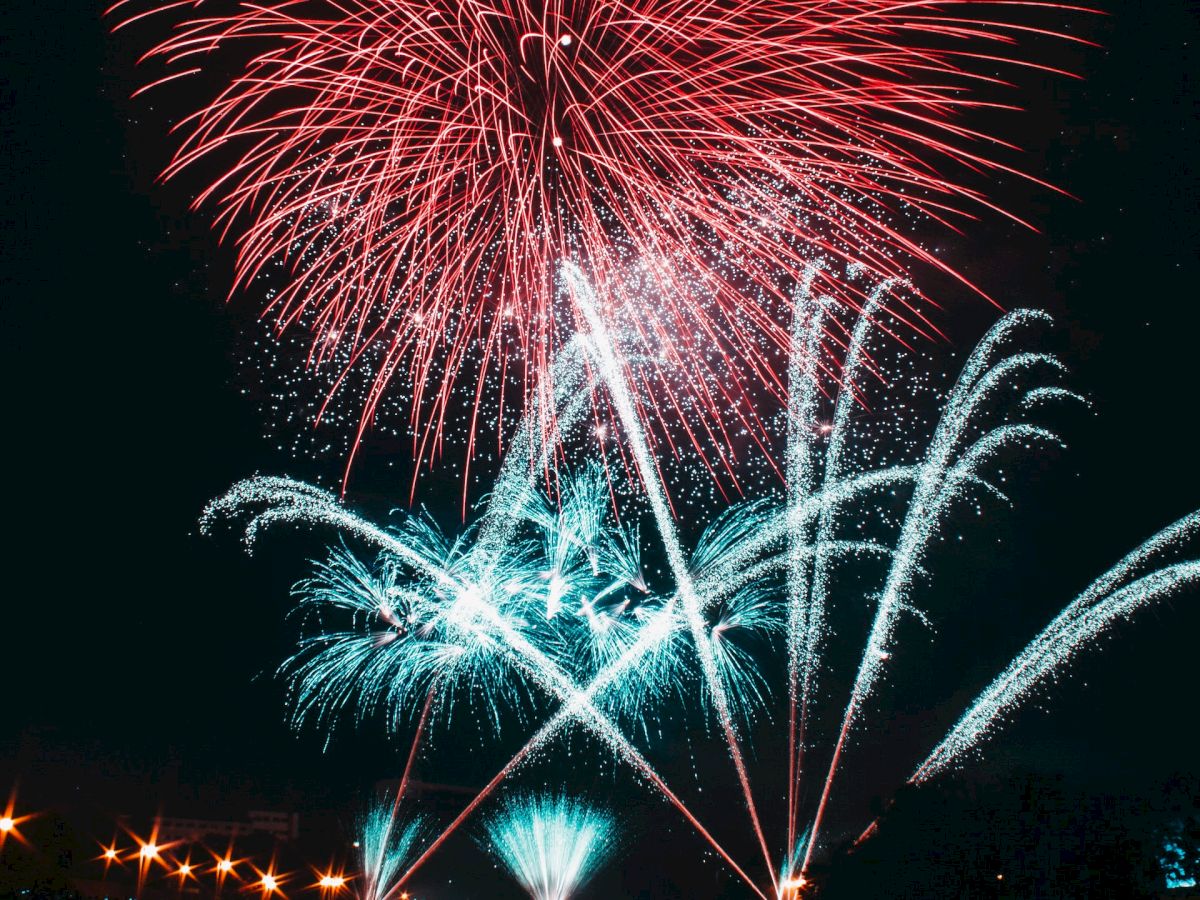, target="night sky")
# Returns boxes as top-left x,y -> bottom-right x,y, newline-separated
2,2 -> 1198,896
